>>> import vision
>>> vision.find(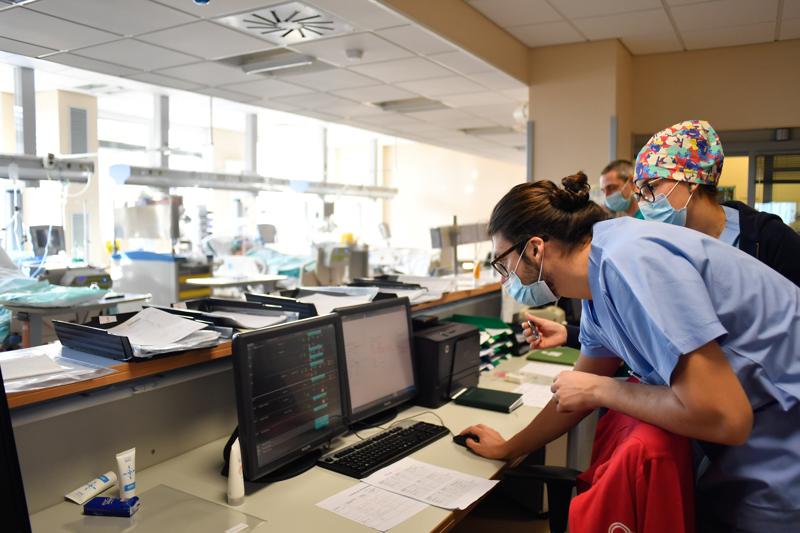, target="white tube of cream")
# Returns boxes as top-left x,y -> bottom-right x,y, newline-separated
227,438 -> 244,506
116,448 -> 136,501
64,471 -> 118,505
